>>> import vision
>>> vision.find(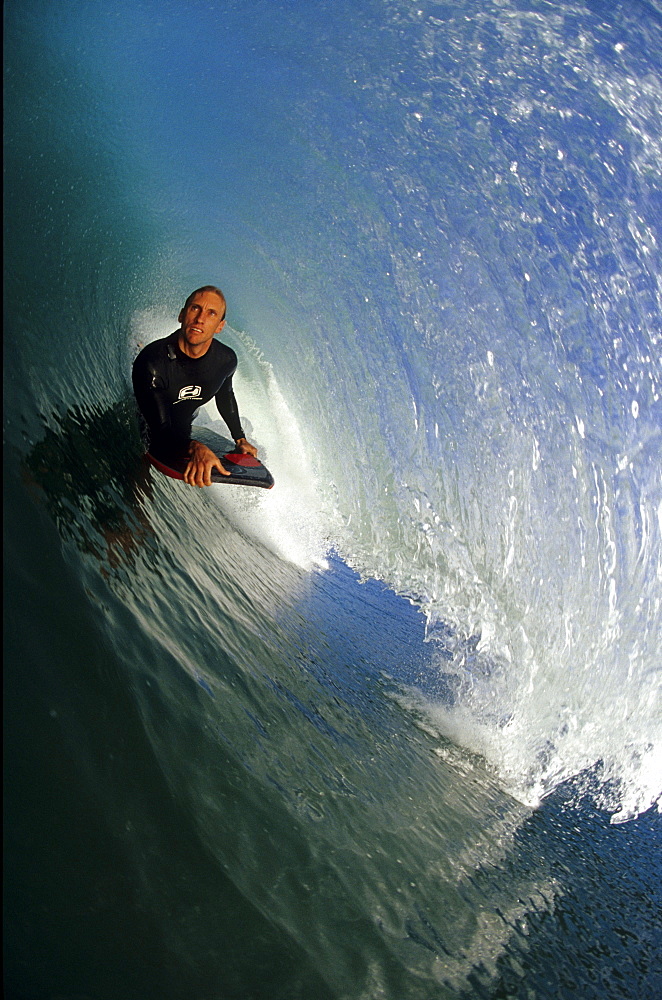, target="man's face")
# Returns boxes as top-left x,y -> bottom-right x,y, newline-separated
178,291 -> 225,352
